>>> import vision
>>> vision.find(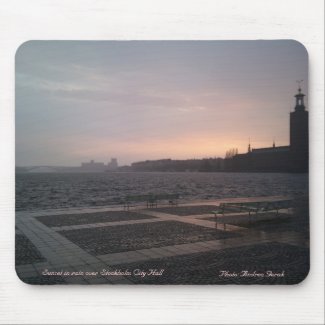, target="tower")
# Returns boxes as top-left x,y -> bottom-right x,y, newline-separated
290,83 -> 309,172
